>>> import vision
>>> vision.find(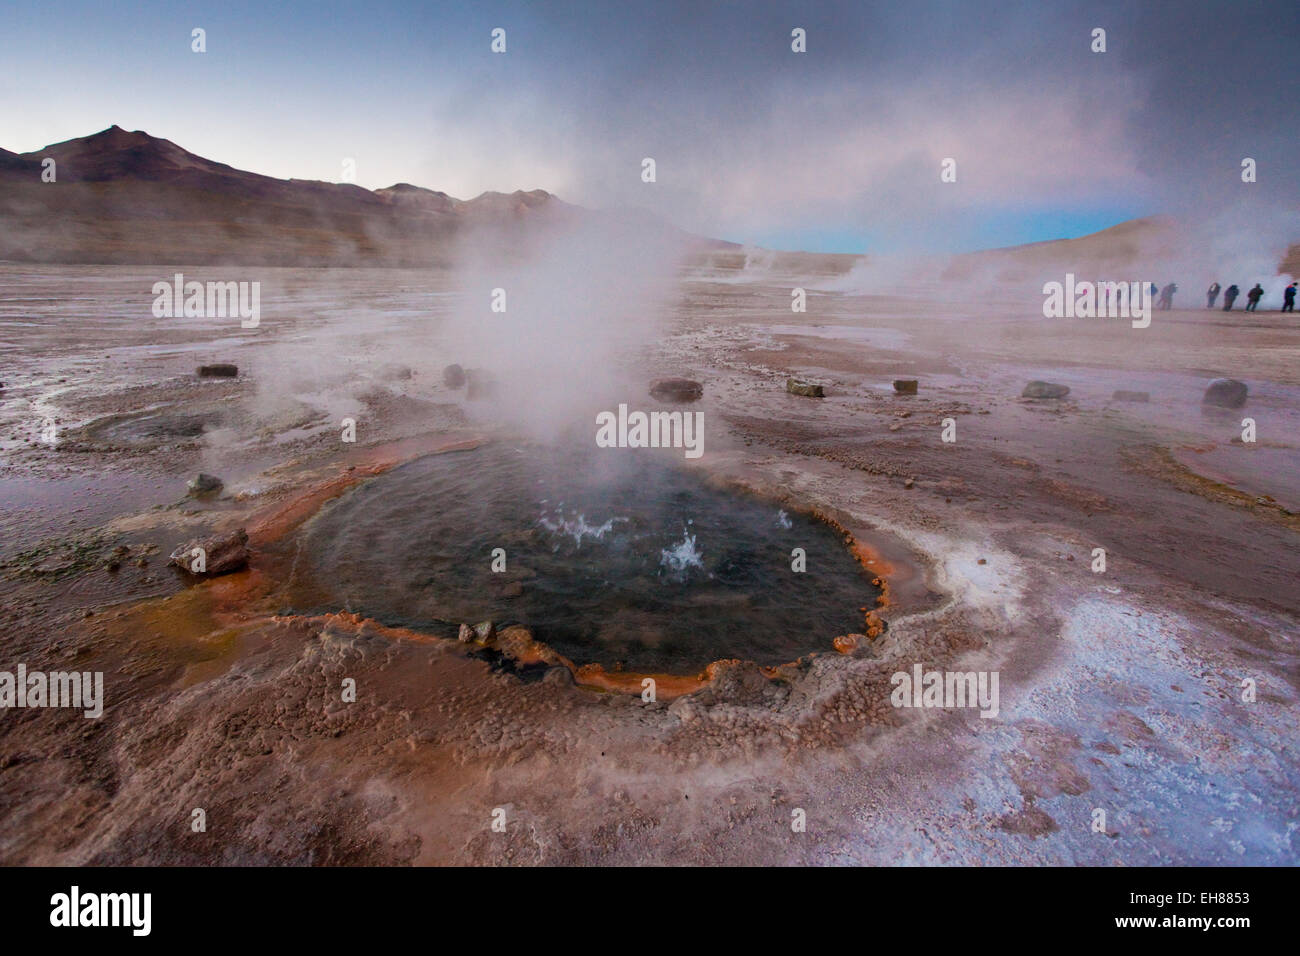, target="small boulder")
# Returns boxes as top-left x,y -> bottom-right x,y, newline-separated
197,364 -> 238,378
1112,390 -> 1150,402
457,623 -> 476,643
473,621 -> 496,644
893,379 -> 918,394
1202,378 -> 1248,409
442,364 -> 466,388
169,528 -> 250,576
649,378 -> 704,403
1022,381 -> 1070,399
786,378 -> 825,398
186,473 -> 223,496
